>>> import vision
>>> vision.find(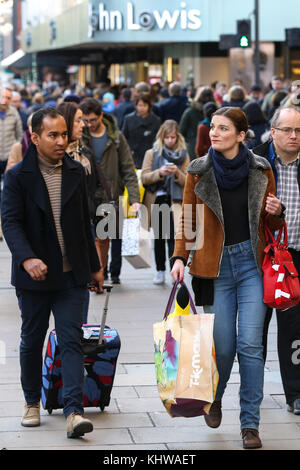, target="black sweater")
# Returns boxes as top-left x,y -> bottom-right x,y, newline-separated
218,178 -> 250,246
